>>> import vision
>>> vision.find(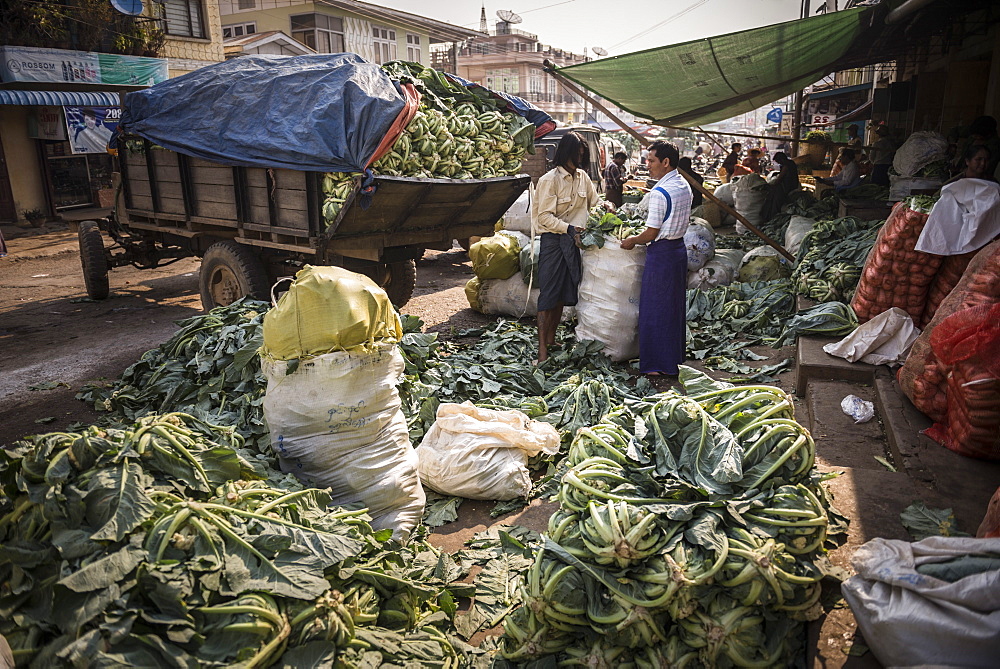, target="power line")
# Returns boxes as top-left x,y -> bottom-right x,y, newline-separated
610,0 -> 711,50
